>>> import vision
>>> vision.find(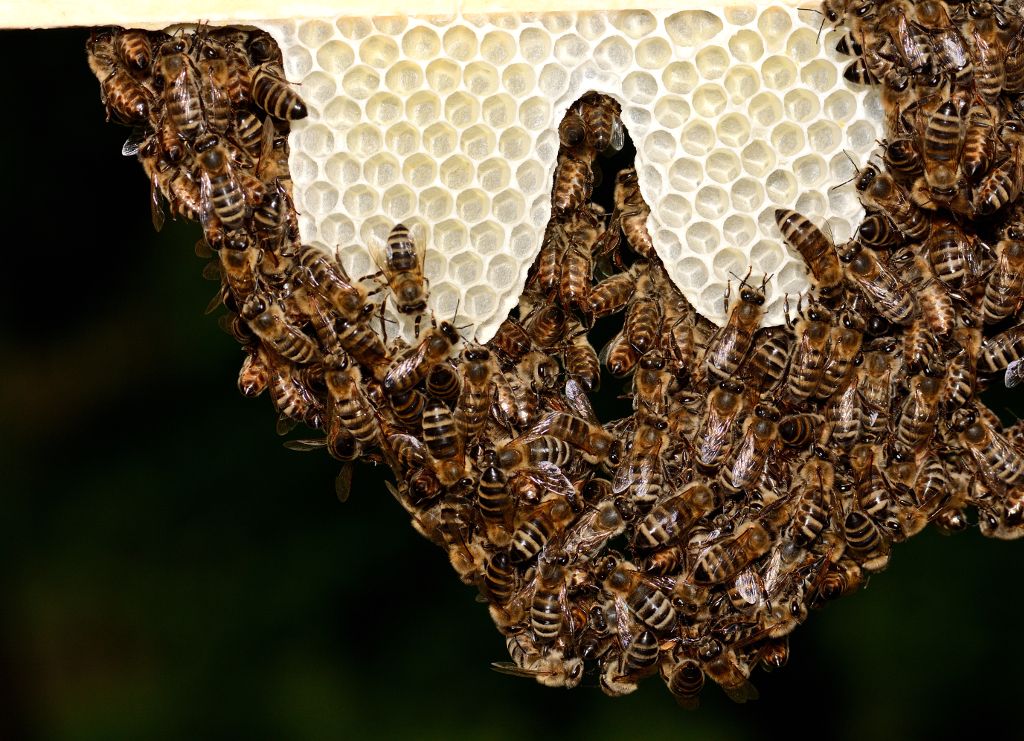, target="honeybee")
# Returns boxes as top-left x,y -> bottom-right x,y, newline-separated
633,352 -> 672,417
194,36 -> 233,134
87,33 -> 153,124
600,628 -> 660,697
492,635 -> 583,689
489,317 -> 533,363
600,329 -> 641,378
784,301 -> 833,404
558,109 -> 588,147
961,103 -> 995,182
194,134 -> 247,232
523,304 -> 568,350
838,242 -> 918,325
551,145 -> 595,216
560,500 -> 627,563
155,37 -> 204,140
383,322 -> 460,395
979,322 -> 1024,372
613,416 -> 668,508
720,404 -> 780,495
508,497 -> 575,564
425,362 -> 461,403
297,244 -> 370,323
695,636 -> 759,704
703,276 -> 766,382
268,361 -> 324,431
559,236 -> 592,314
623,275 -> 662,357
237,347 -> 271,398
983,229 -> 1024,324
422,399 -> 465,486
691,521 -> 772,585
825,374 -> 862,449
562,326 -> 601,392
453,347 -> 495,444
973,24 -> 1006,103
533,222 -> 568,293
662,654 -> 705,710
854,165 -> 930,241
789,458 -> 834,547
634,483 -> 716,549
842,503 -> 891,573
589,262 -> 643,319
371,223 -> 429,327
974,145 -> 1024,215
694,382 -> 745,472
530,555 -> 569,643
957,412 -> 1024,488
615,169 -> 655,259
883,137 -> 923,184
604,562 -> 677,633
250,61 -> 308,120
577,91 -> 624,153
336,316 -> 390,376
774,209 -> 843,300
324,357 -> 380,452
533,412 -> 617,464
242,293 -> 319,364
857,212 -> 901,249
480,549 -> 516,605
